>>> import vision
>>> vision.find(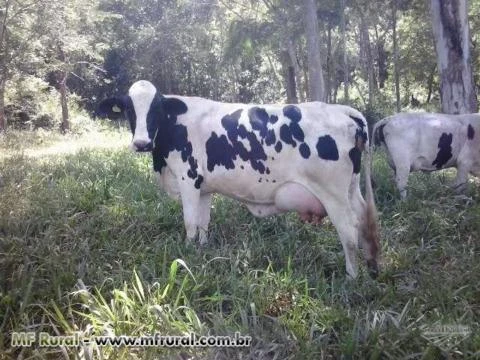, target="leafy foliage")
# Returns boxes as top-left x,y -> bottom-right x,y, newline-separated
3,0 -> 480,131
